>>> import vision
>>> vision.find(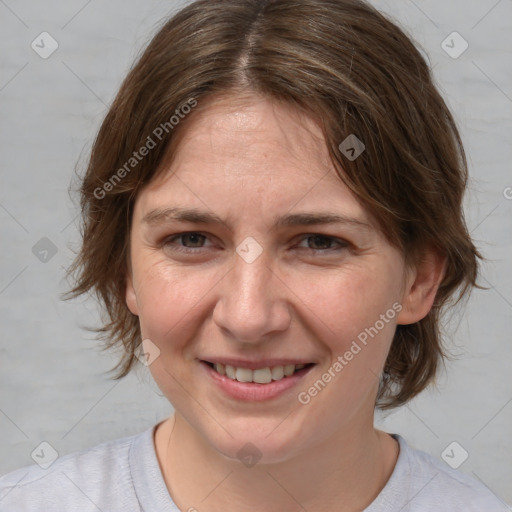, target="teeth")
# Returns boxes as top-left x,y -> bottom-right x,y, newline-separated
235,367 -> 253,383
253,367 -> 272,384
270,365 -> 284,380
225,365 -> 236,379
284,364 -> 295,376
212,363 -> 308,383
